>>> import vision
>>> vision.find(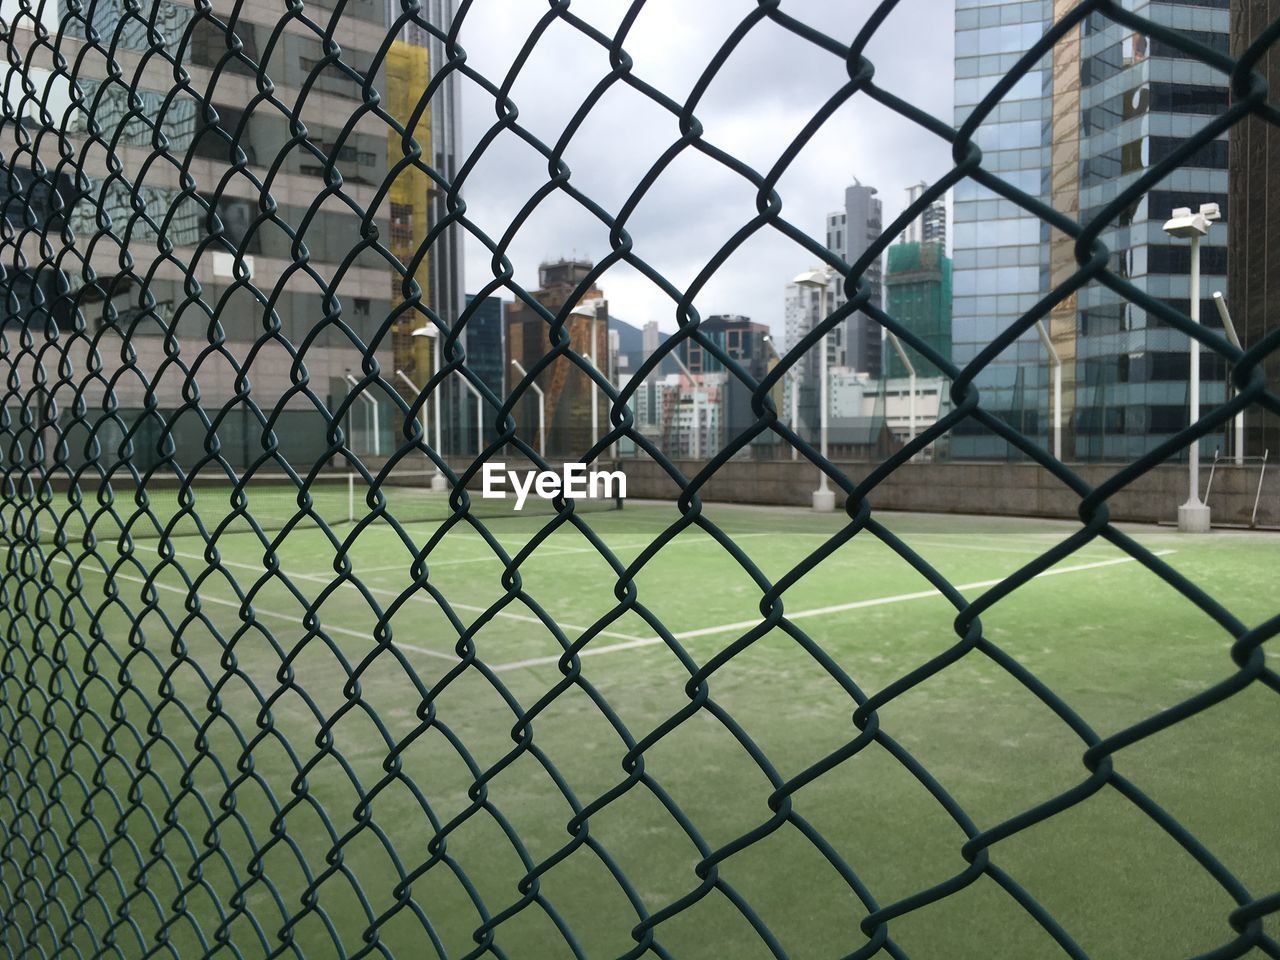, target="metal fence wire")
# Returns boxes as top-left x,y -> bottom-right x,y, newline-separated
1,0 -> 1278,957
